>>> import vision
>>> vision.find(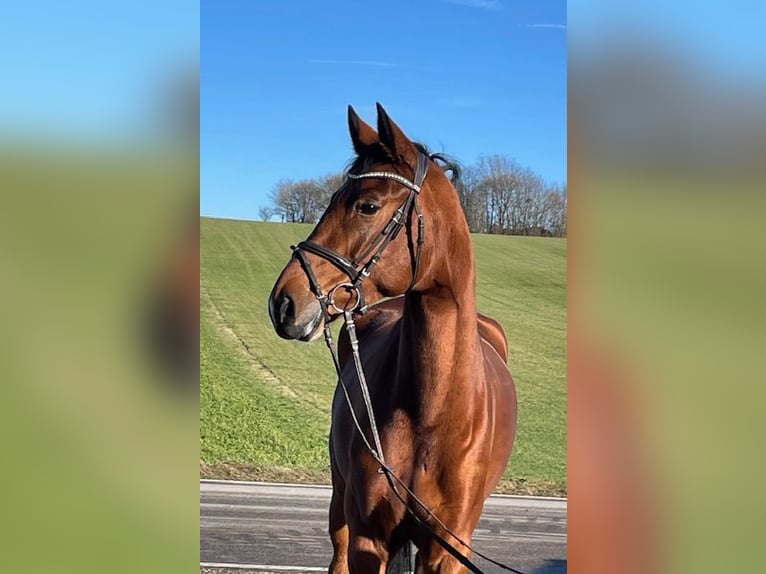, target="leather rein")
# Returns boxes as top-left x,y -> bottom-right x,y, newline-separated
288,152 -> 526,574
